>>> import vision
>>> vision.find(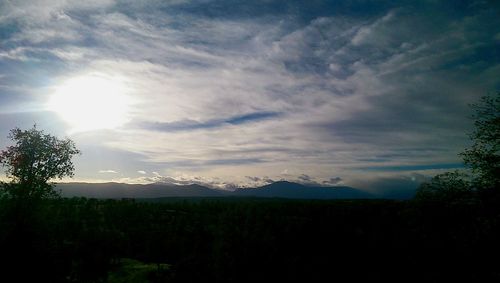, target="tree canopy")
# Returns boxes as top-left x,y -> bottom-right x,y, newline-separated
416,93 -> 500,201
460,94 -> 500,189
414,171 -> 473,202
0,125 -> 80,199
